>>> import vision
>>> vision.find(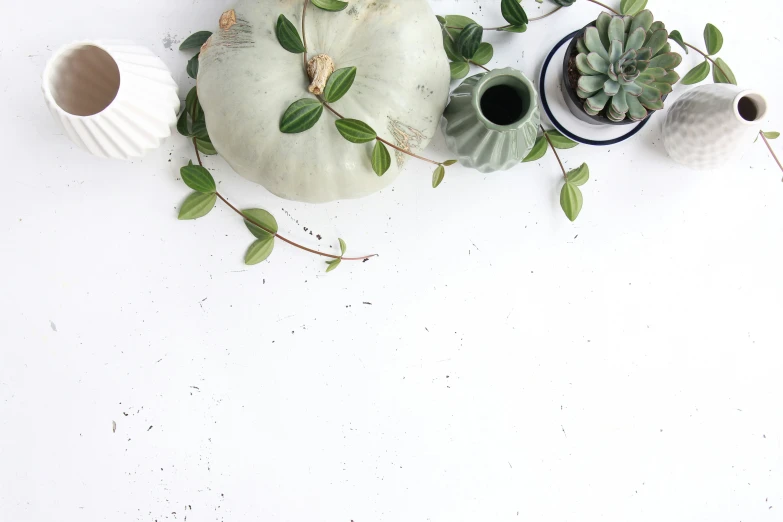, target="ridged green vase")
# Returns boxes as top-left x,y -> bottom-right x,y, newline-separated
442,67 -> 540,173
